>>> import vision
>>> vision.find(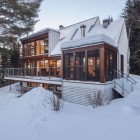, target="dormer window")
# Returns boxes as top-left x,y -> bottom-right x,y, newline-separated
80,24 -> 86,37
